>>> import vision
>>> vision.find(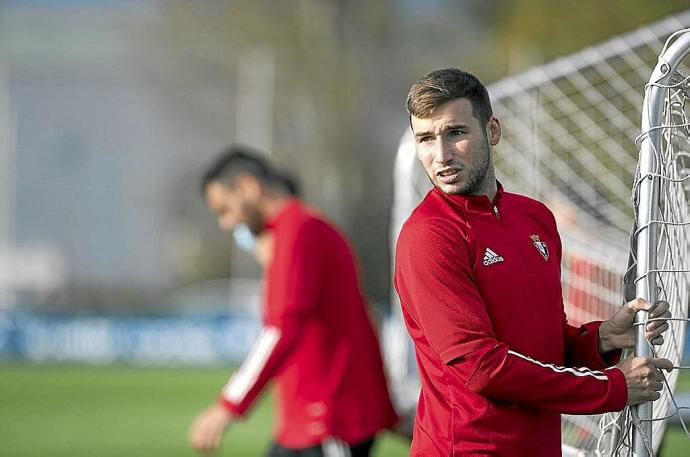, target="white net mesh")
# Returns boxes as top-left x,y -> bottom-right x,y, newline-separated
597,29 -> 690,456
386,10 -> 690,456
